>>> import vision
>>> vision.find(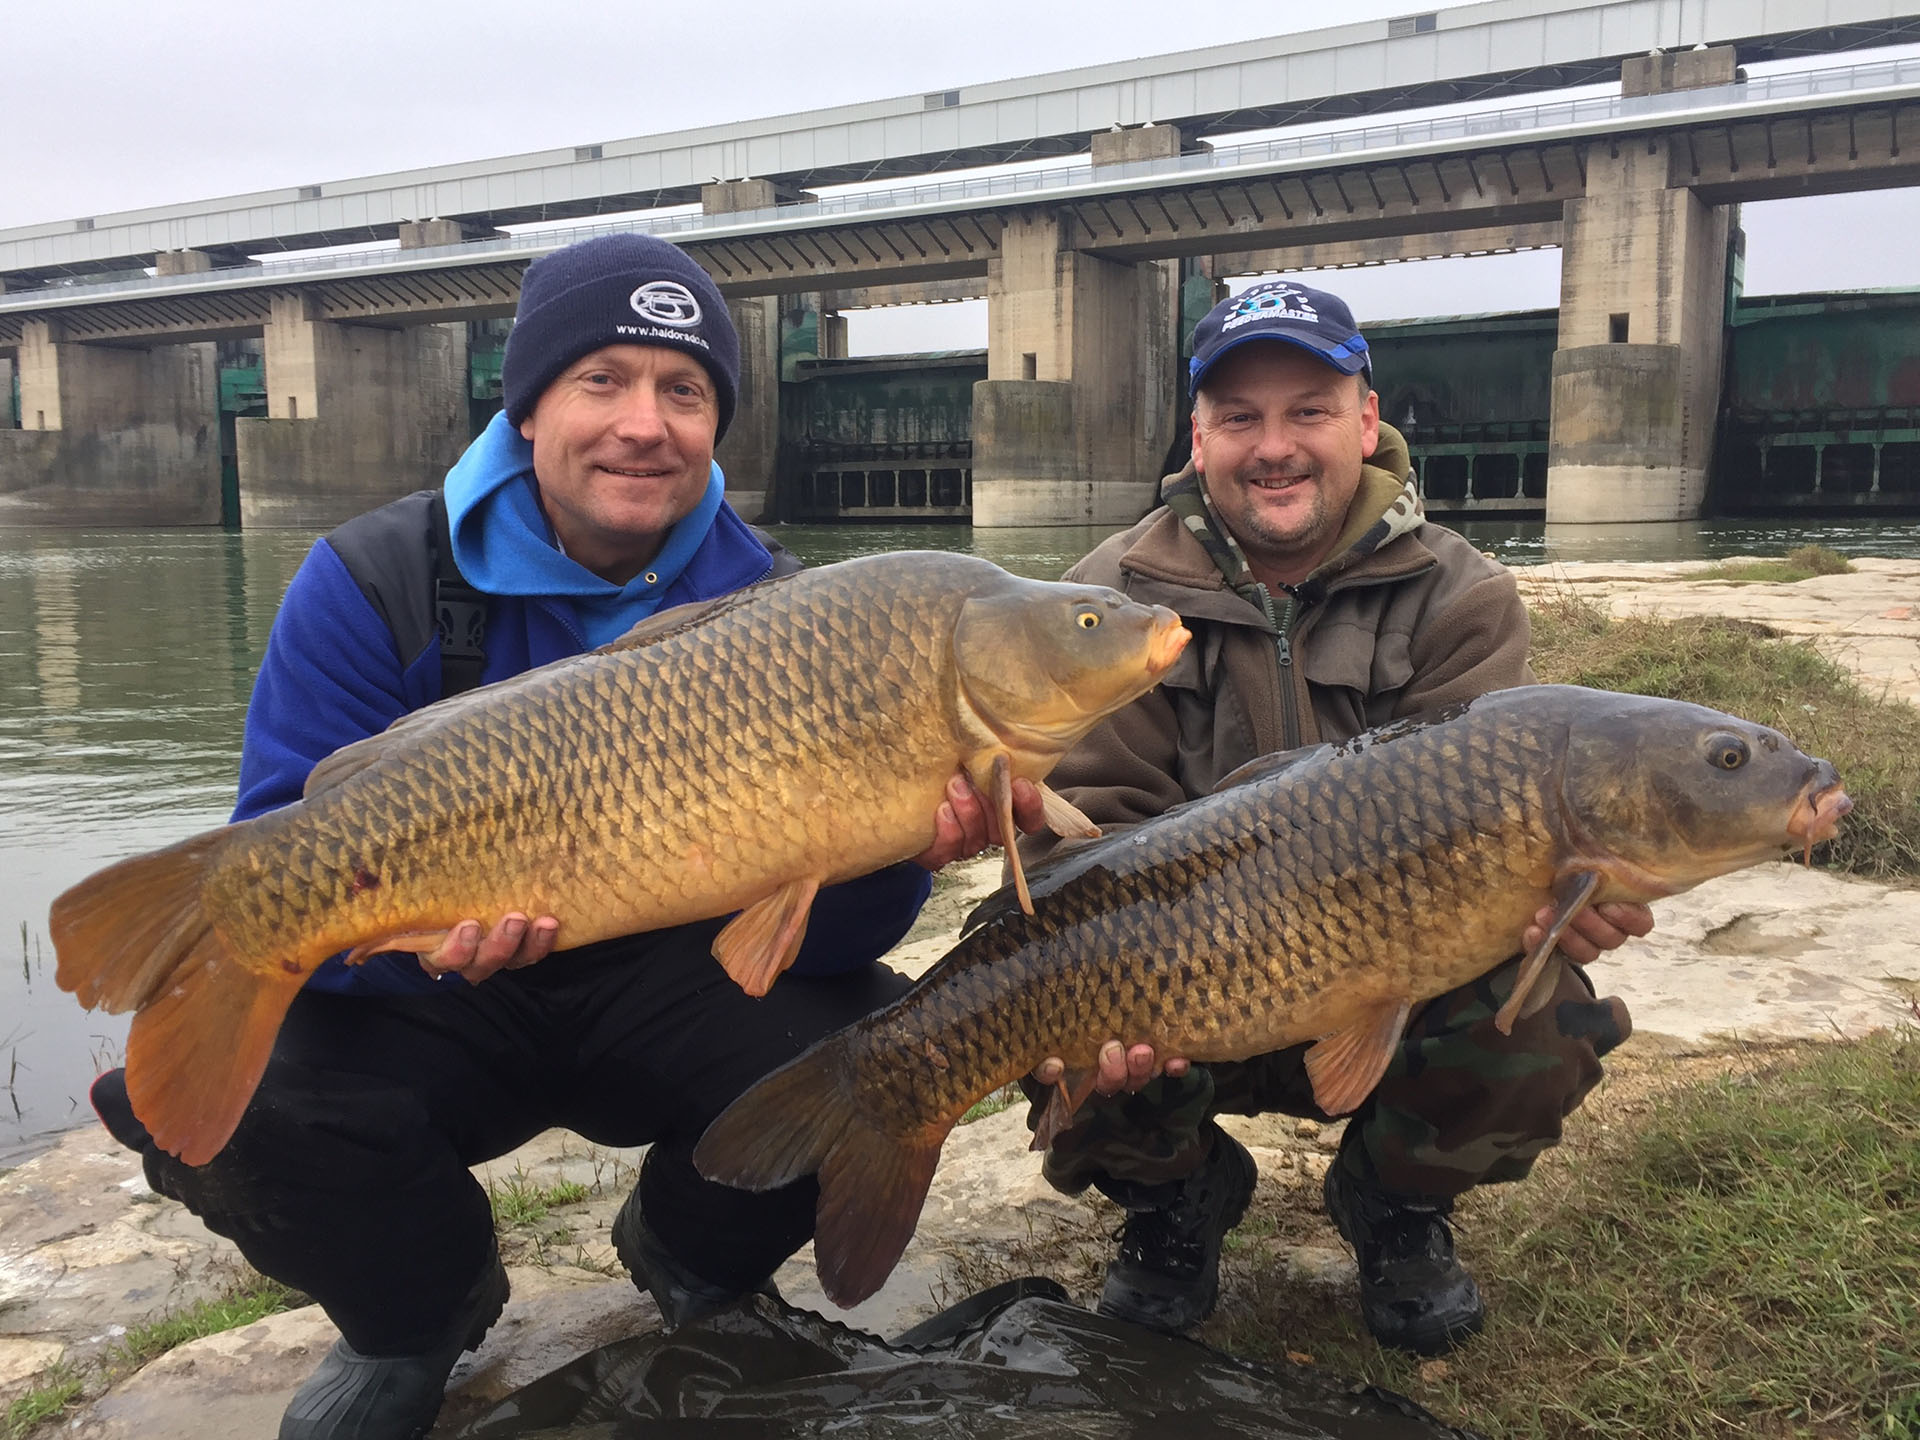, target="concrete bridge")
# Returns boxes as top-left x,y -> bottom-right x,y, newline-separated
5,0 -> 1920,528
